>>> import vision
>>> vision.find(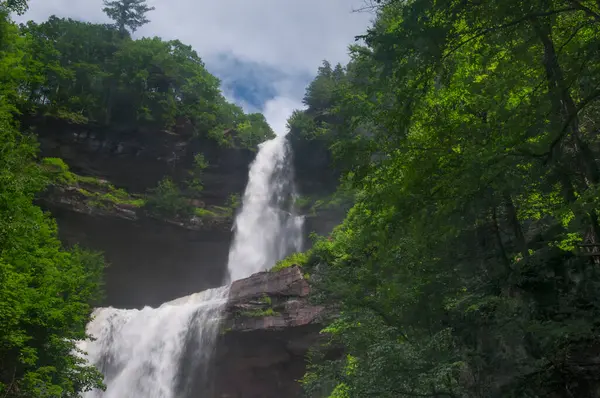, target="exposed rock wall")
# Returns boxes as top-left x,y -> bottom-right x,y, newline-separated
211,267 -> 327,398
50,206 -> 231,308
32,117 -> 253,308
288,130 -> 349,244
30,117 -> 253,202
34,117 -> 343,308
